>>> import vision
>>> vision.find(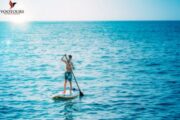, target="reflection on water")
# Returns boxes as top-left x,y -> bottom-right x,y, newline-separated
53,96 -> 83,120
63,101 -> 74,120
